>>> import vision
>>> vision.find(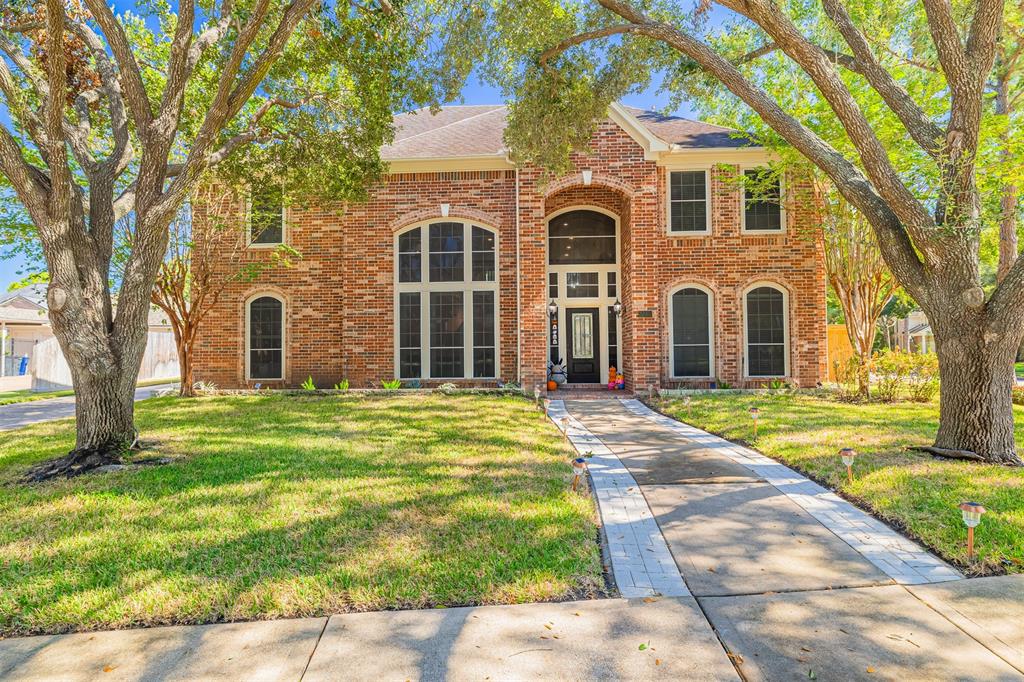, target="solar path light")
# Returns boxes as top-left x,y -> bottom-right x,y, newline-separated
561,416 -> 570,442
571,457 -> 587,491
959,502 -> 986,562
840,447 -> 857,484
749,406 -> 760,438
